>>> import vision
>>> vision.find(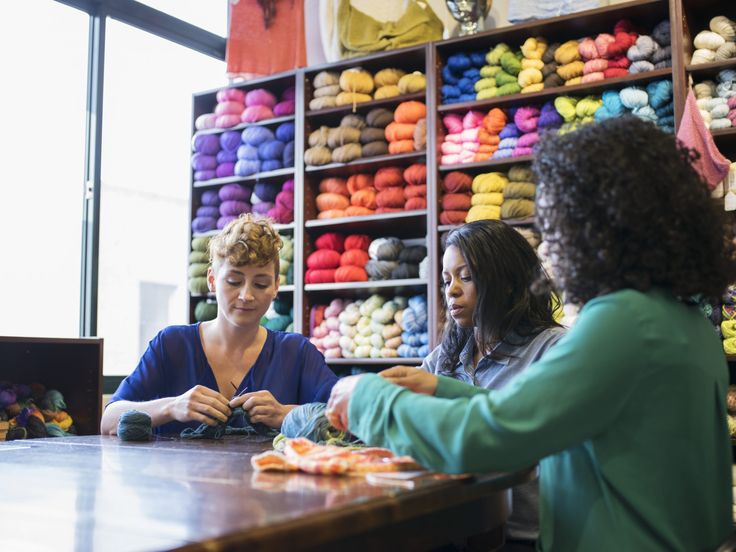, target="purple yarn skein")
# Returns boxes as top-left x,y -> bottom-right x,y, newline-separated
194,169 -> 216,181
258,140 -> 285,160
283,141 -> 295,167
273,100 -> 295,116
219,200 -> 251,217
217,150 -> 238,164
216,162 -> 235,178
275,122 -> 295,142
200,190 -> 221,206
261,159 -> 283,172
196,206 -> 220,218
254,182 -> 279,202
217,215 -> 238,229
237,144 -> 260,161
192,133 -> 221,154
191,153 -> 217,170
218,183 -> 251,202
234,159 -> 260,177
192,216 -> 217,233
219,131 -> 242,152
252,201 -> 274,215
